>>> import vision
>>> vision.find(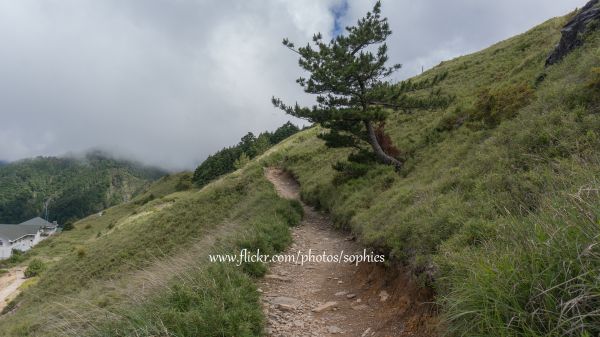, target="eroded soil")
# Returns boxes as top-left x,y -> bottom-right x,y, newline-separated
261,168 -> 437,337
